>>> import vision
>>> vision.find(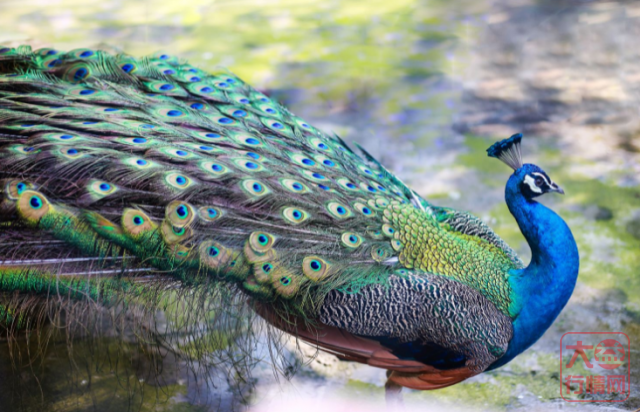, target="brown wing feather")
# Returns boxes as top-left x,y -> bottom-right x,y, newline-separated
253,302 -> 478,388
388,368 -> 476,390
